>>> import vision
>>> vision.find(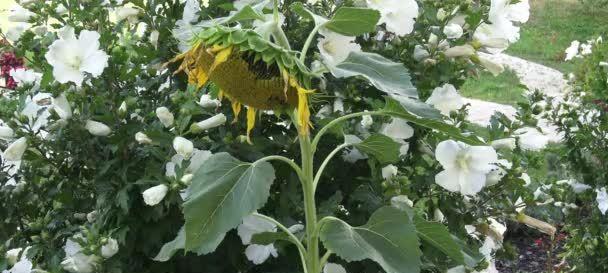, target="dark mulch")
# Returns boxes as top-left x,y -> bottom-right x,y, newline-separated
496,228 -> 568,273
